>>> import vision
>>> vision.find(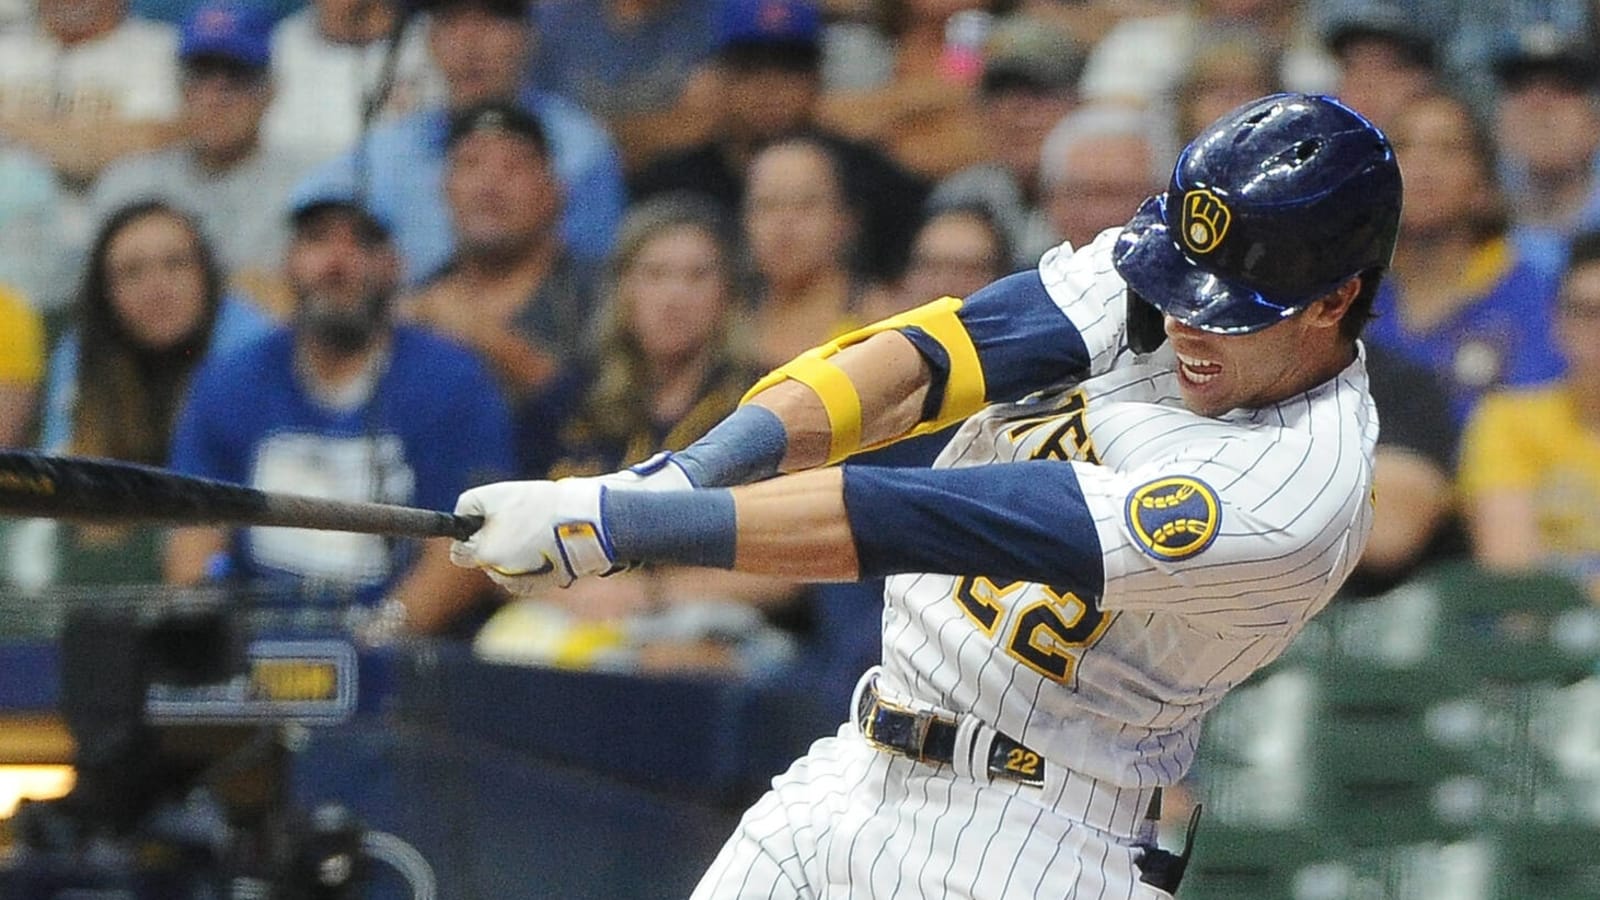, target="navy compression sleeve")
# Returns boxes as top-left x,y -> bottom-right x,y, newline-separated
842,461 -> 1105,597
931,271 -> 1092,404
